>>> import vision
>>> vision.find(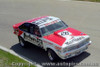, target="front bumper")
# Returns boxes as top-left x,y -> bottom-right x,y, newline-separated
58,41 -> 91,59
